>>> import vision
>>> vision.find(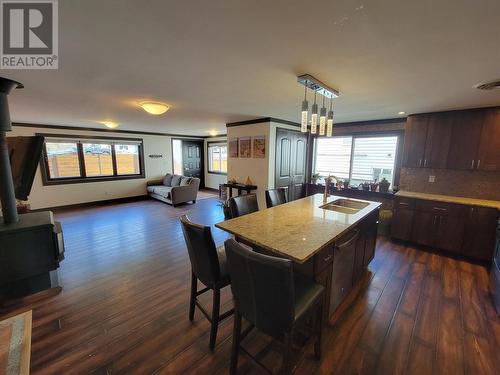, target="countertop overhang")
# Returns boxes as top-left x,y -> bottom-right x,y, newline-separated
215,194 -> 381,264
